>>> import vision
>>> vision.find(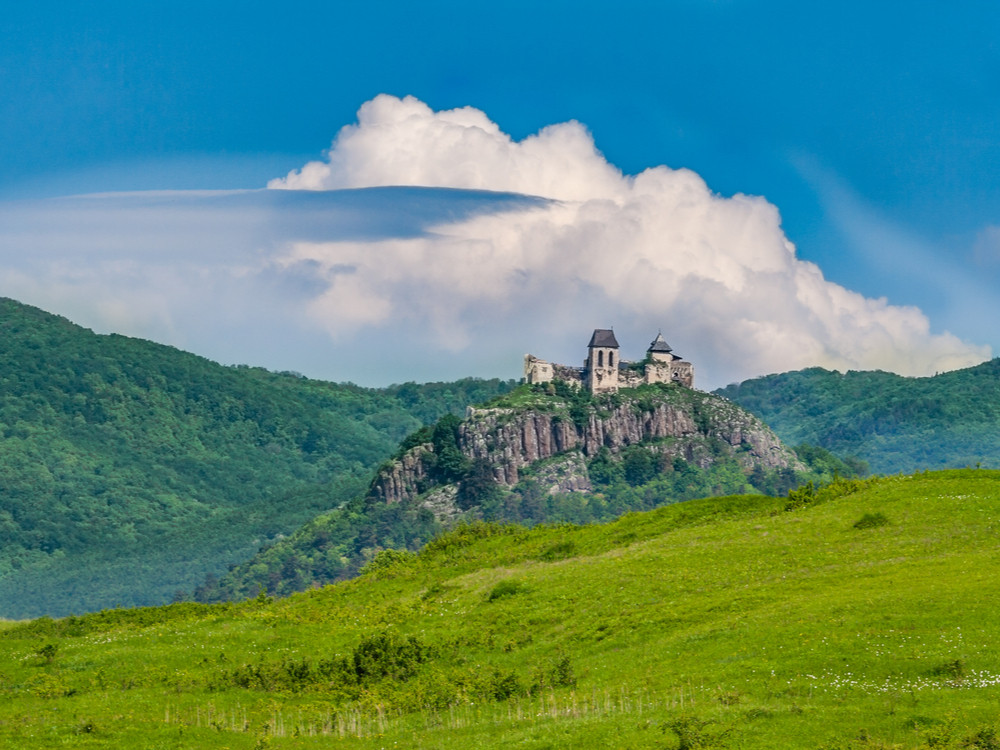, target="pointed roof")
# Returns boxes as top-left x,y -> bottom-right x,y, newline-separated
648,332 -> 673,354
587,329 -> 619,348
